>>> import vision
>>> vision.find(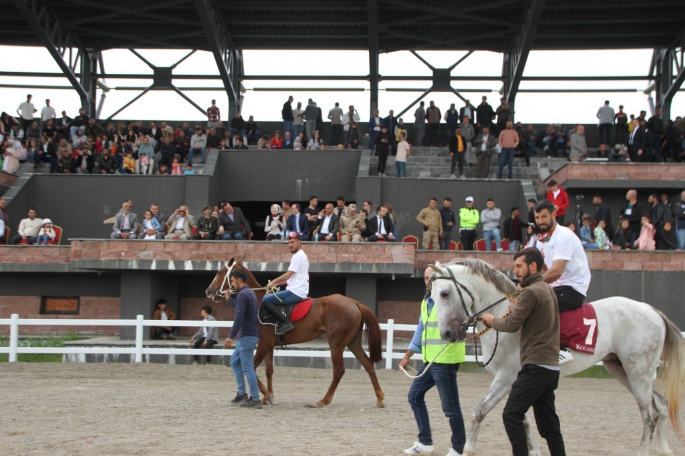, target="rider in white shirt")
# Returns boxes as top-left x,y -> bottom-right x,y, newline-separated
533,199 -> 591,364
261,231 -> 309,334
